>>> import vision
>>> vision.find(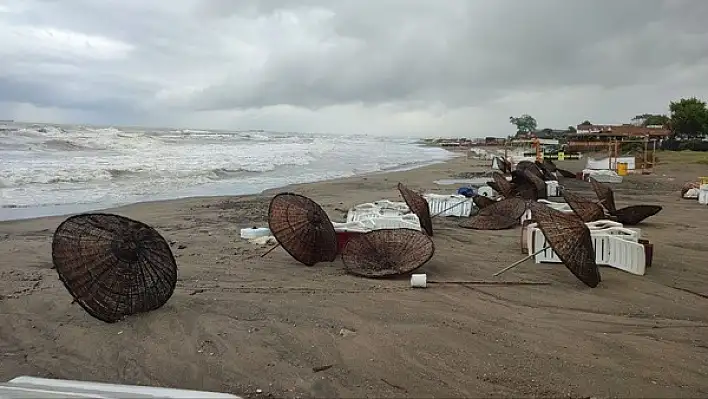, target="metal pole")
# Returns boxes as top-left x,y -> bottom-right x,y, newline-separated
493,246 -> 549,277
643,135 -> 648,174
